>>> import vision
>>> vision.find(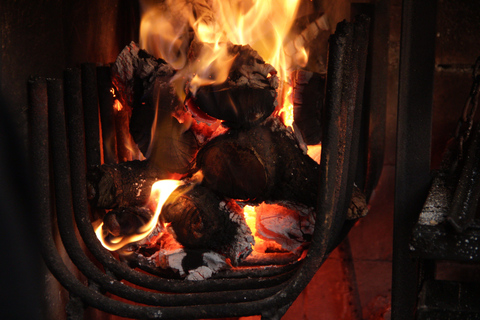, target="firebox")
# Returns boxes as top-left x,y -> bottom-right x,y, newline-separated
28,2 -> 372,316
